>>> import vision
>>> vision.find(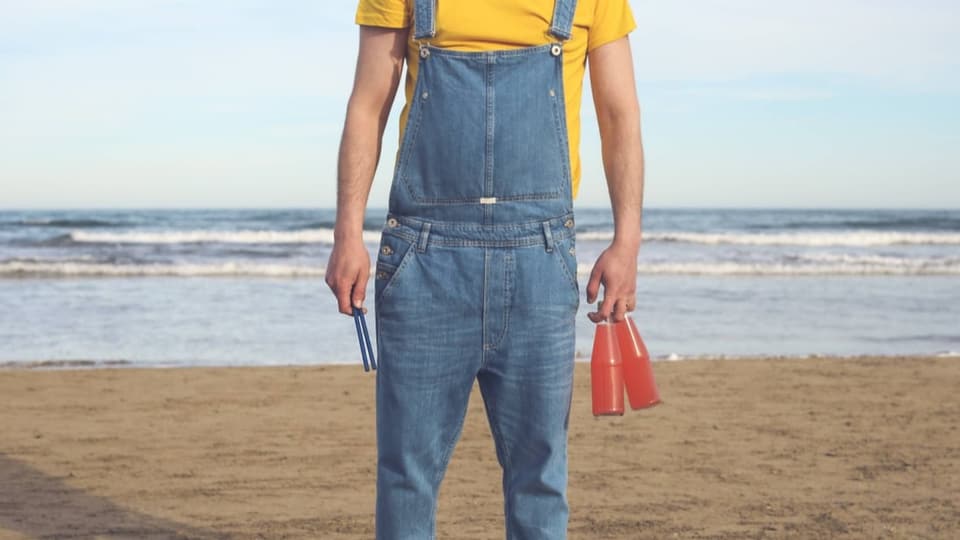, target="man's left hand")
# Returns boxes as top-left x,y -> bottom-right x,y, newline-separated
586,242 -> 639,323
